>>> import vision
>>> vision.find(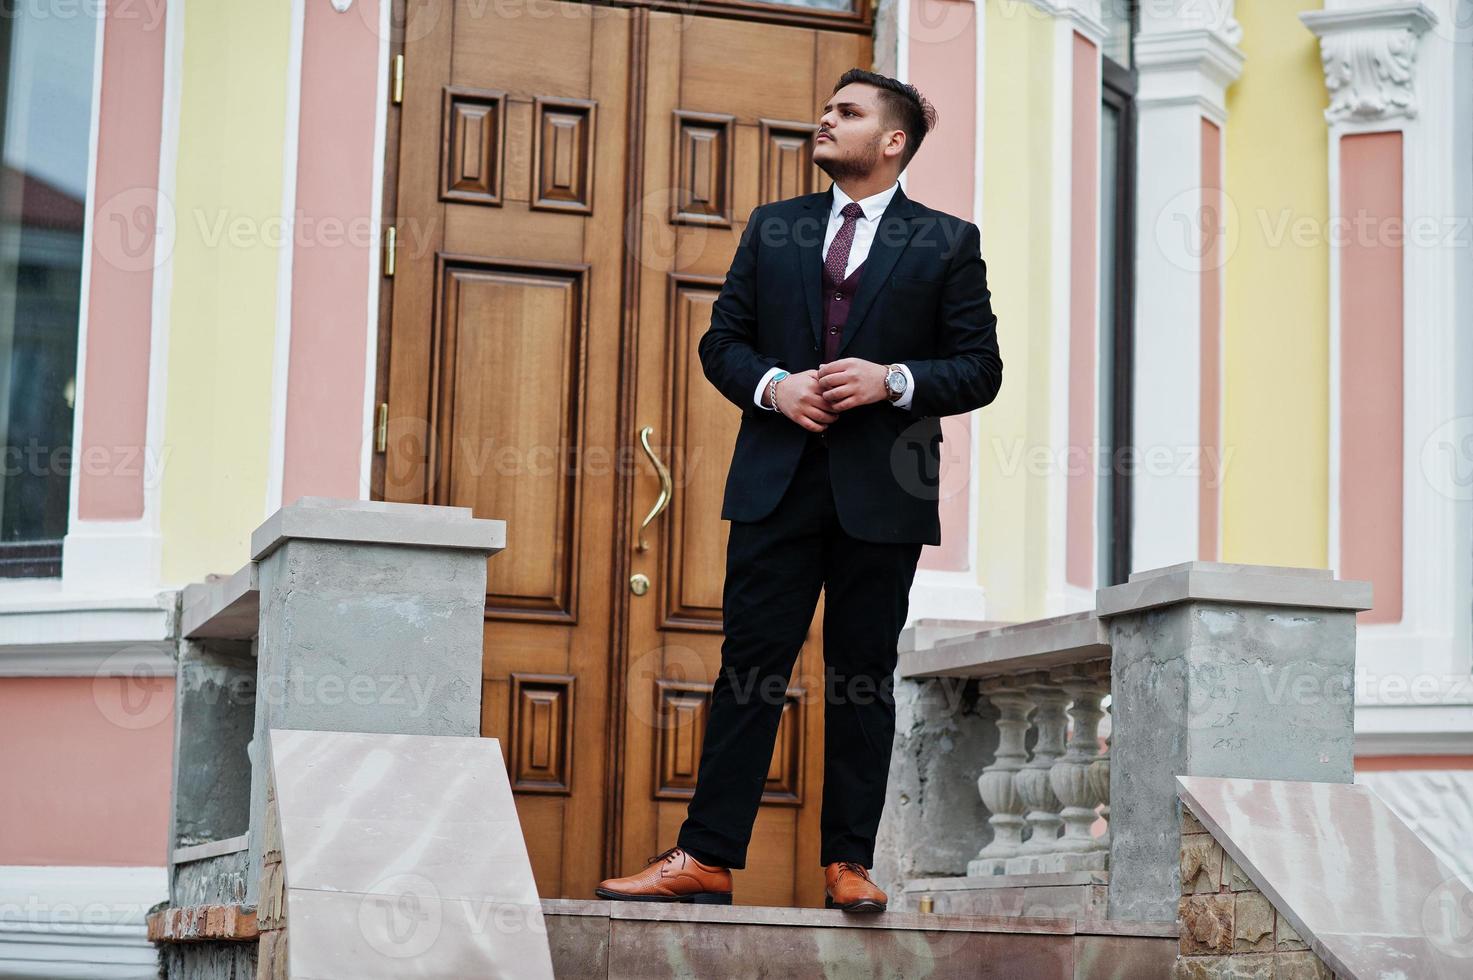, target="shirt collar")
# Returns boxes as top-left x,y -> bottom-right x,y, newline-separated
830,179 -> 900,222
